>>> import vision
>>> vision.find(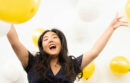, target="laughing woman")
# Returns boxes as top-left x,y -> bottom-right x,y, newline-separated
7,14 -> 128,83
